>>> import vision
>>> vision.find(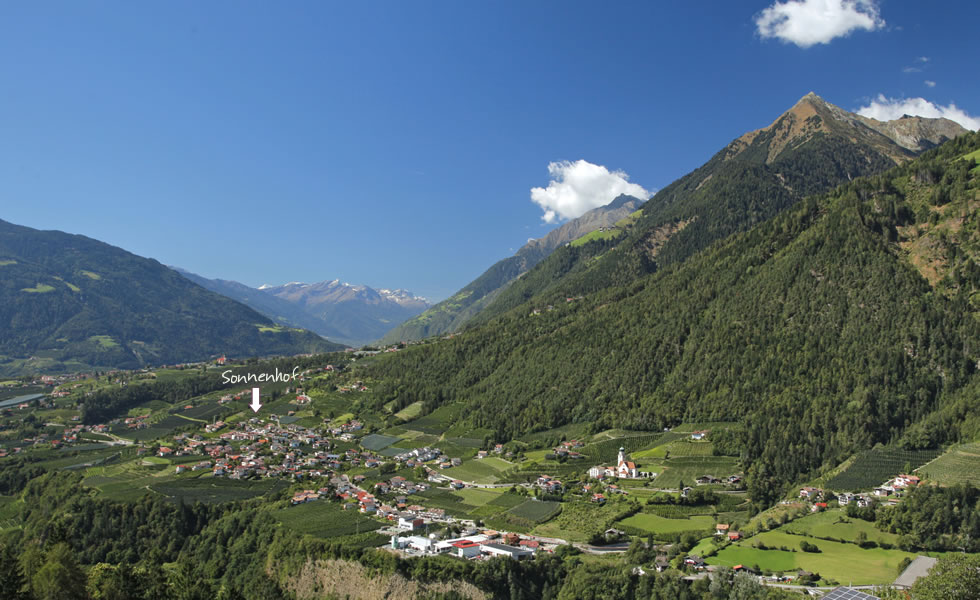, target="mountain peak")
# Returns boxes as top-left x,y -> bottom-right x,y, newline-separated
725,92 -> 967,165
